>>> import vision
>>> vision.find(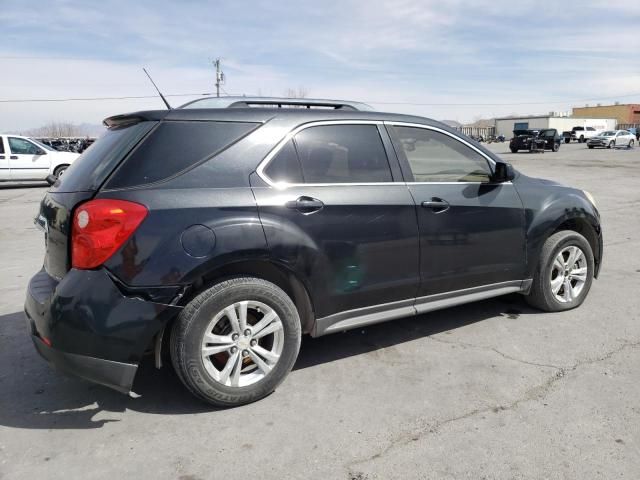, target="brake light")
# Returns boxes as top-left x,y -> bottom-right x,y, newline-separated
71,199 -> 148,269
